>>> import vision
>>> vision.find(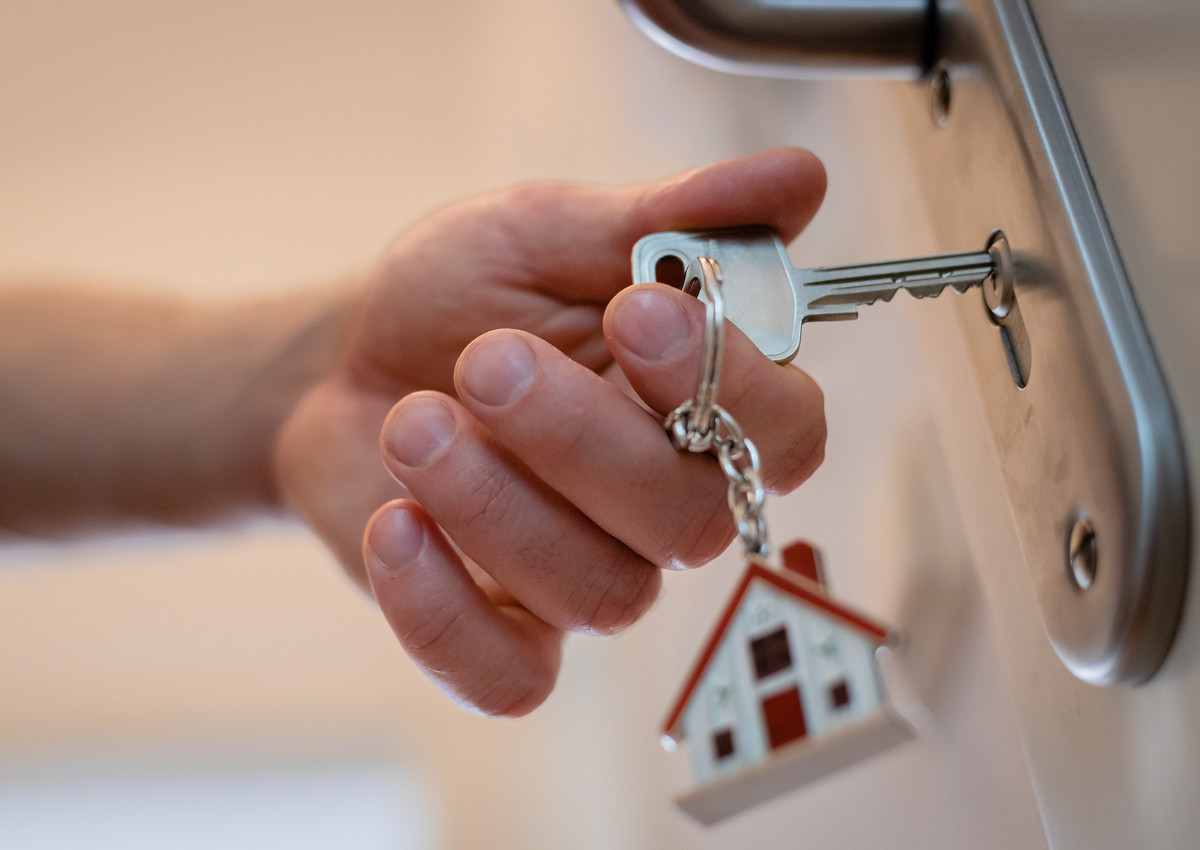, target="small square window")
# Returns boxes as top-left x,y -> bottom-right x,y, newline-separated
712,728 -> 736,760
750,628 -> 792,679
829,679 -> 851,709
